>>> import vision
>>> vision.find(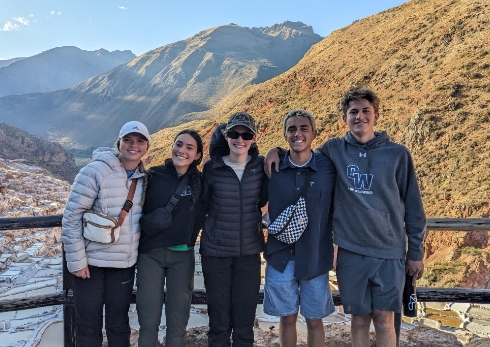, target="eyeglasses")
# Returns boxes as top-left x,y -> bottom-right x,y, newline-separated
226,130 -> 254,140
